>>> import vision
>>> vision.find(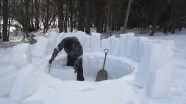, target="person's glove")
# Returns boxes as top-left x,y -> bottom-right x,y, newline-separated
49,48 -> 58,64
49,58 -> 54,64
74,57 -> 82,73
